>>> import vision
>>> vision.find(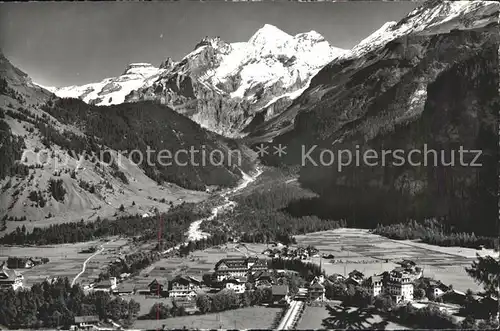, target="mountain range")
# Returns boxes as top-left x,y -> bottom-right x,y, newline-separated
45,24 -> 347,137
0,0 -> 498,236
